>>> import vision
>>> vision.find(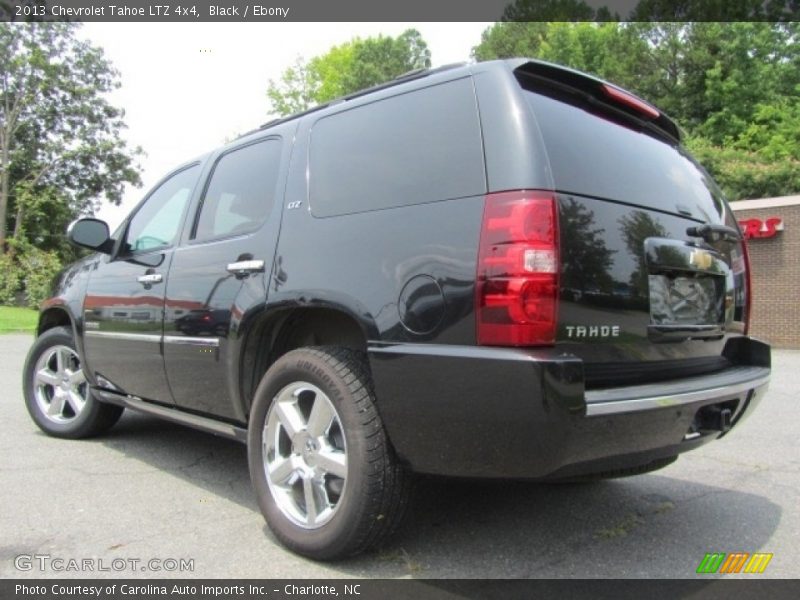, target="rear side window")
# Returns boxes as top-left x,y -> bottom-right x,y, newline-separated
194,139 -> 282,242
309,78 -> 485,217
523,84 -> 726,221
